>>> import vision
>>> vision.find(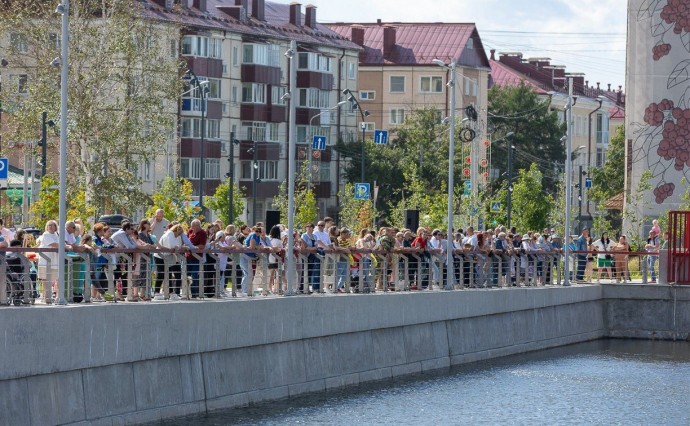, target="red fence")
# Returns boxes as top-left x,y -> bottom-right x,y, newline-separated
668,211 -> 690,284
